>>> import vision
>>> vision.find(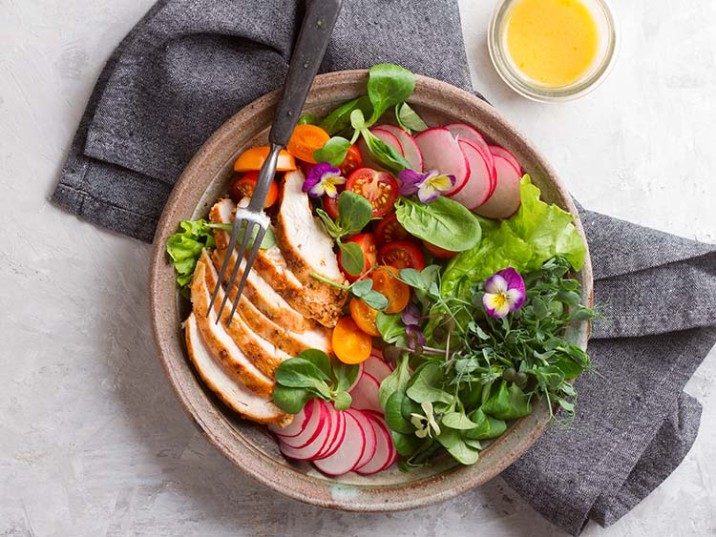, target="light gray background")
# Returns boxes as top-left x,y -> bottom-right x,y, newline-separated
2,0 -> 715,535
